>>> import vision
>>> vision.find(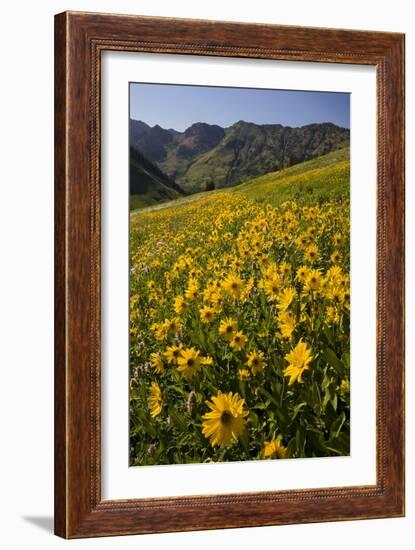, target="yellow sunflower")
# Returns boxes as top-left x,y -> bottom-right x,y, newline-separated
148,381 -> 163,418
283,340 -> 313,385
278,310 -> 296,339
185,281 -> 199,301
150,352 -> 164,373
219,318 -> 238,341
177,347 -> 212,379
263,276 -> 280,302
343,290 -> 350,309
168,317 -> 181,334
326,305 -> 340,325
150,321 -> 169,341
340,379 -> 350,394
296,265 -> 309,282
240,277 -> 254,302
222,273 -> 243,299
304,244 -> 319,263
199,305 -> 216,324
280,262 -> 292,277
163,344 -> 183,365
230,331 -> 247,351
210,292 -> 224,313
263,437 -> 287,459
304,269 -> 324,292
173,295 -> 187,315
296,234 -> 309,249
330,250 -> 342,264
277,287 -> 296,312
202,391 -> 248,447
246,350 -> 266,375
238,368 -> 251,380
